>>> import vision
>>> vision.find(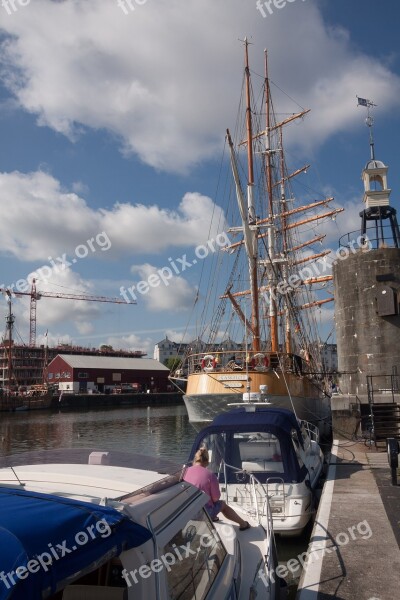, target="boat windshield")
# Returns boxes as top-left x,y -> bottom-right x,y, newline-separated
233,432 -> 284,474
195,431 -> 284,476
